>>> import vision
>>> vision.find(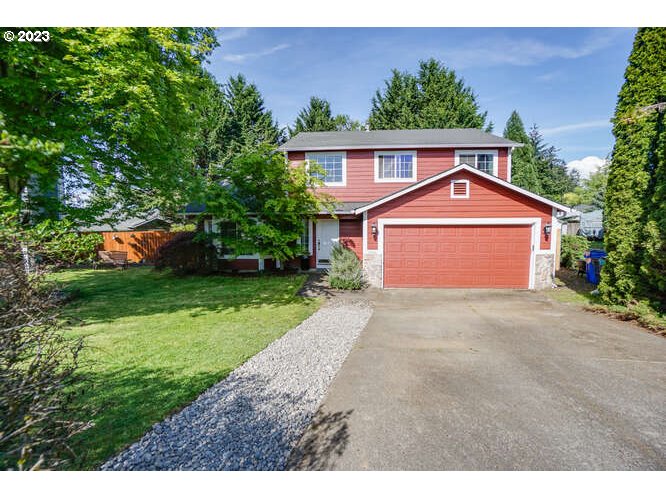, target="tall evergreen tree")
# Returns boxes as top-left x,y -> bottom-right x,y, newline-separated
528,125 -> 578,202
290,96 -> 336,135
503,111 -> 541,192
600,28 -> 666,307
368,69 -> 420,129
289,96 -> 364,137
641,108 -> 666,304
220,74 -> 283,162
368,59 -> 490,131
193,79 -> 227,176
333,114 -> 364,131
417,59 -> 491,130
